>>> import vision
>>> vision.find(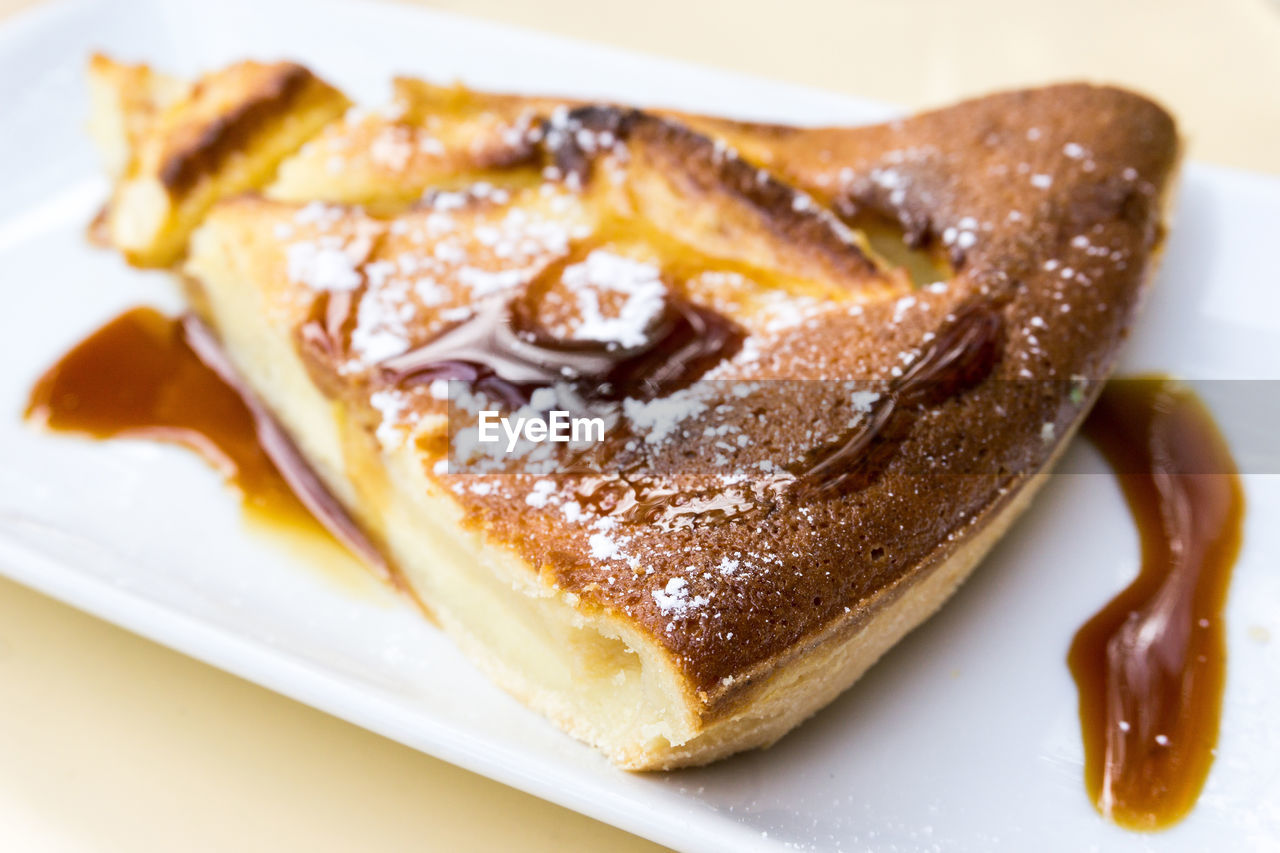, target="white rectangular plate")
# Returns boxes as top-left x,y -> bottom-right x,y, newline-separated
1,1 -> 1277,850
